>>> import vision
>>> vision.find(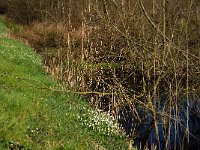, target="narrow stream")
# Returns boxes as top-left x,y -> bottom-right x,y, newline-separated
118,100 -> 200,150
